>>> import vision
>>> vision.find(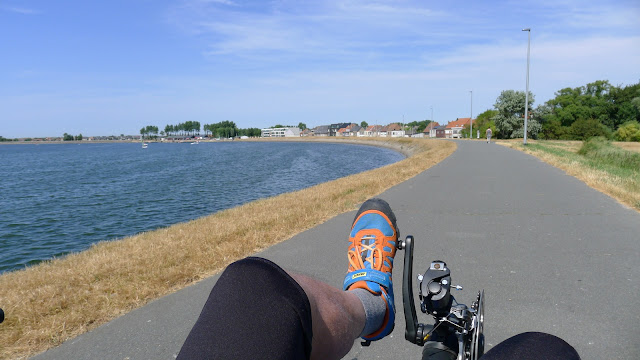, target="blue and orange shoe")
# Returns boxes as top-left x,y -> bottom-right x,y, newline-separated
343,198 -> 399,341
